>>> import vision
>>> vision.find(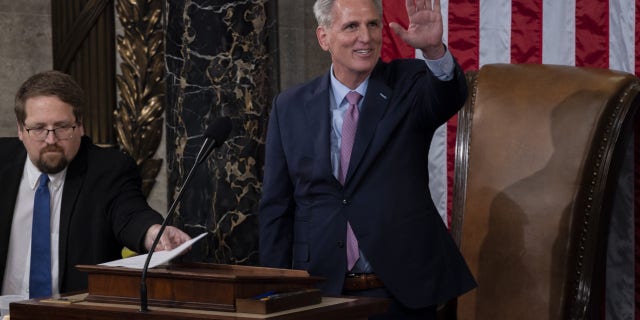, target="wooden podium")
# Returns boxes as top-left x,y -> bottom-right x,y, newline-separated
77,262 -> 325,311
8,263 -> 389,319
